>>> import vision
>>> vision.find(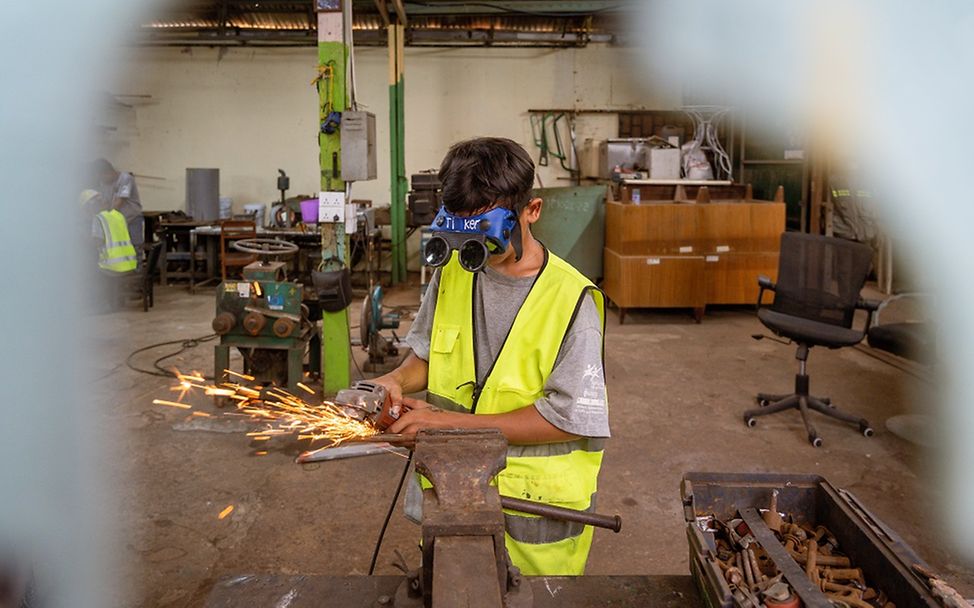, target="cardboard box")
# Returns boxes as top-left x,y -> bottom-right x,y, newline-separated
649,148 -> 681,179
